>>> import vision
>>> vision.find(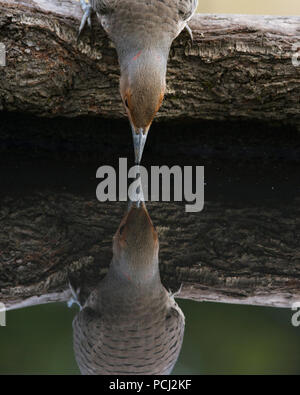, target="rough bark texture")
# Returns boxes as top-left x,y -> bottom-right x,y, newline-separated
1,192 -> 300,310
0,0 -> 300,129
0,1 -> 300,311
